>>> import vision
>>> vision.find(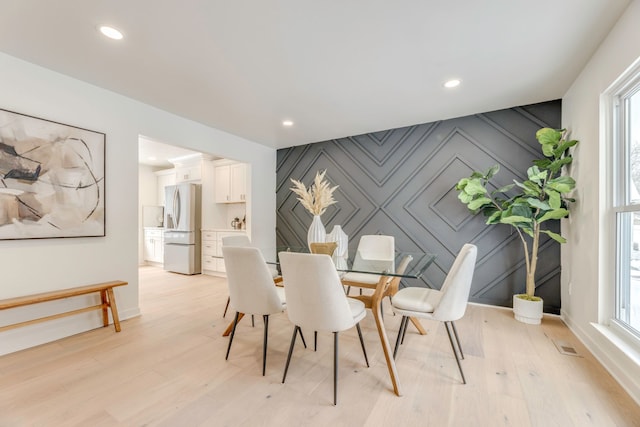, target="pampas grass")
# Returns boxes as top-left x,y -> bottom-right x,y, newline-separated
290,170 -> 338,216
